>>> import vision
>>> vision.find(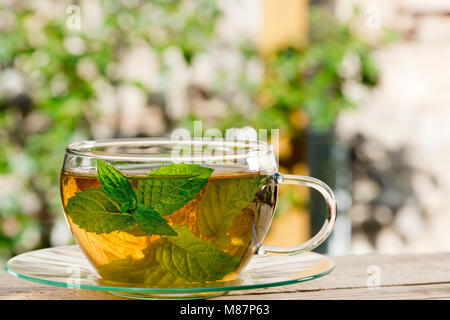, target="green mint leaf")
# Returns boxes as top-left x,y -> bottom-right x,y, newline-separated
65,188 -> 136,234
96,159 -> 137,213
97,241 -> 160,283
147,163 -> 213,178
142,265 -> 189,286
134,205 -> 177,236
156,225 -> 240,282
136,163 -> 213,216
97,239 -> 188,286
196,176 -> 266,247
121,224 -> 149,237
